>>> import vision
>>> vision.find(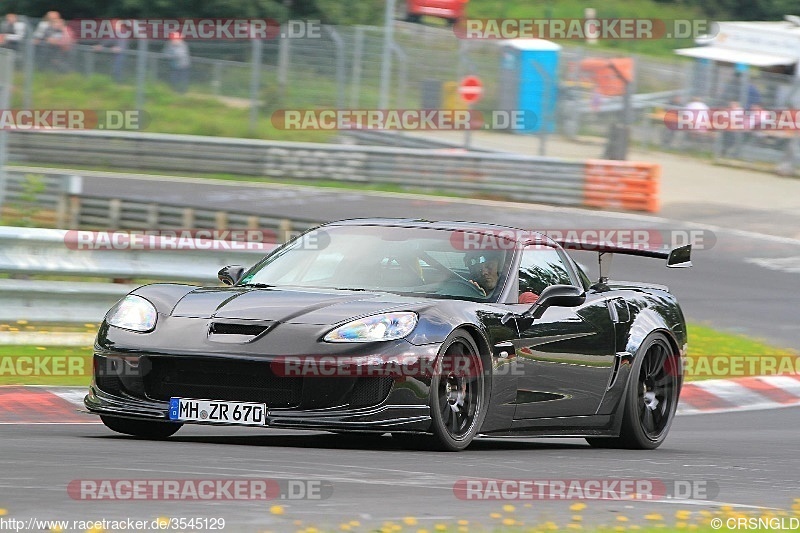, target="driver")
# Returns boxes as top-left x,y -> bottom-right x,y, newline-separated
465,251 -> 502,296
